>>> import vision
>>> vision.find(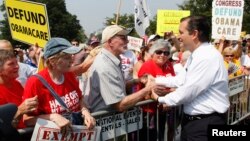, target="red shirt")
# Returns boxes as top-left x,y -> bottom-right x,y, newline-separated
138,59 -> 175,77
0,80 -> 25,128
138,59 -> 175,113
23,68 -> 82,116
